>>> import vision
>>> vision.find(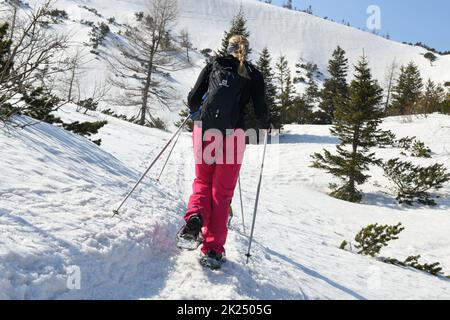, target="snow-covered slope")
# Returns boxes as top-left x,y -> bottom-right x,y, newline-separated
0,112 -> 186,299
1,108 -> 449,299
175,0 -> 450,82
42,0 -> 450,122
63,0 -> 450,82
